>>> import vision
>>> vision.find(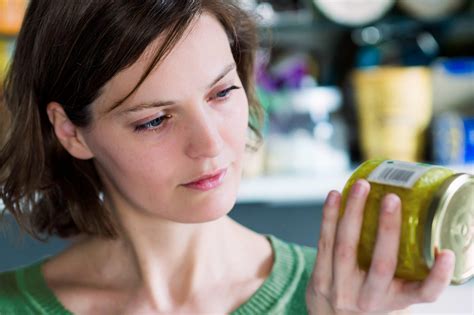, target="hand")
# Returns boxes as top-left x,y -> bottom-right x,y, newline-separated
306,179 -> 455,315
